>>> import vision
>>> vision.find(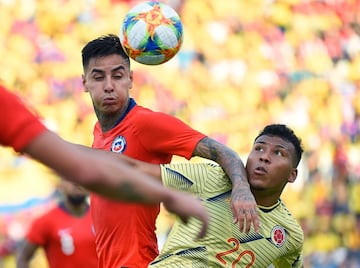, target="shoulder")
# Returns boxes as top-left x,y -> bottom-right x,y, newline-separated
131,106 -> 195,131
28,205 -> 60,228
131,106 -> 176,120
278,202 -> 304,242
